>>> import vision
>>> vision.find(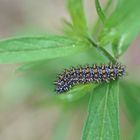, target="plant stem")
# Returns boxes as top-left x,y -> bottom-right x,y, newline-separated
87,37 -> 116,63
